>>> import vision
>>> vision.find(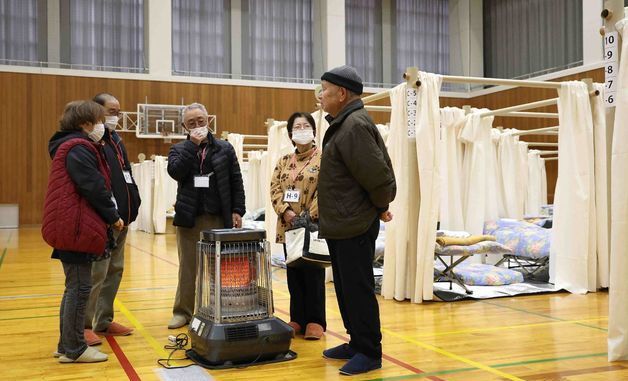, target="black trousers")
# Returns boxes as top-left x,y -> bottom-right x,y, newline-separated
283,246 -> 327,330
327,217 -> 382,359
